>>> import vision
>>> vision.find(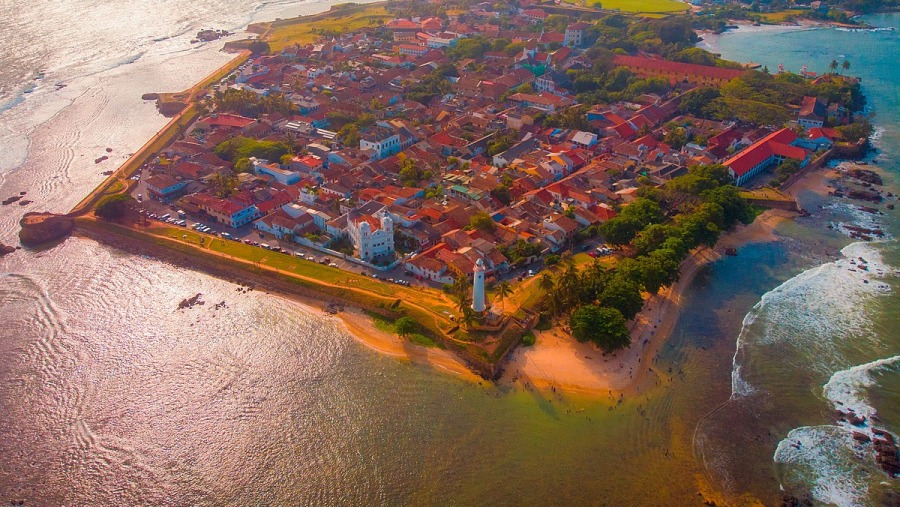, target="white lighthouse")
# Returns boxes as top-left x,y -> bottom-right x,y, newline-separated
472,258 -> 486,313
